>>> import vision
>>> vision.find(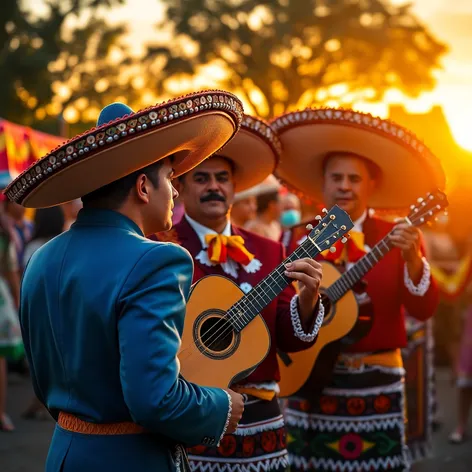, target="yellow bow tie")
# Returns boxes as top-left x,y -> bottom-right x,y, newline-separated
321,231 -> 366,263
205,233 -> 255,266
